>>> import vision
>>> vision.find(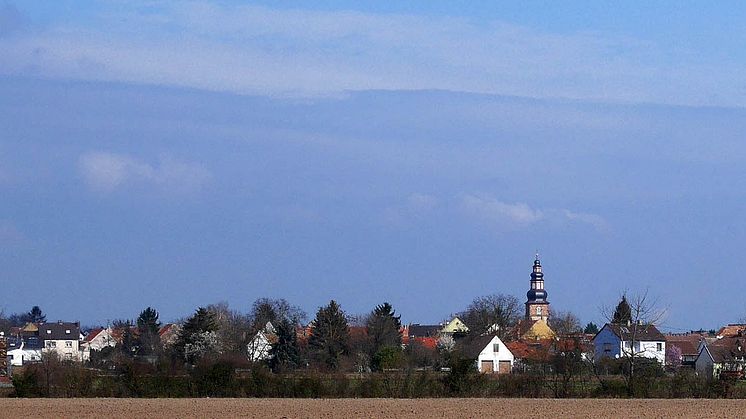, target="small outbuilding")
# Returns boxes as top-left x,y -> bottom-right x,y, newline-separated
461,335 -> 514,374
